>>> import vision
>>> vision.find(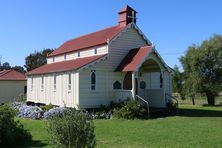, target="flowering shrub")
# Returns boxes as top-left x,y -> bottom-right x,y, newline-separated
47,108 -> 96,147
